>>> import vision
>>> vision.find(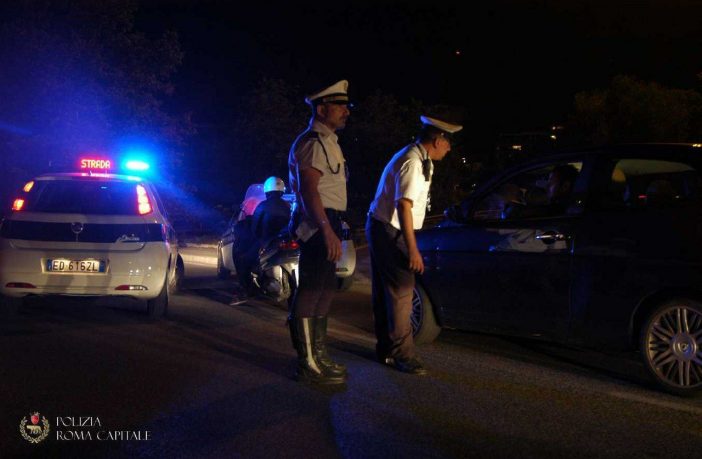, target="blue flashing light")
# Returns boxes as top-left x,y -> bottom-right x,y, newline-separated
125,160 -> 150,171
